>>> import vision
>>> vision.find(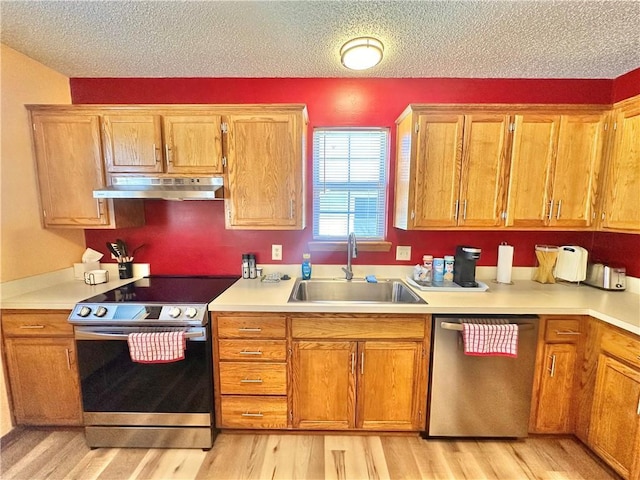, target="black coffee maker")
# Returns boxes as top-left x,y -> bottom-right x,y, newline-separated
453,245 -> 482,287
